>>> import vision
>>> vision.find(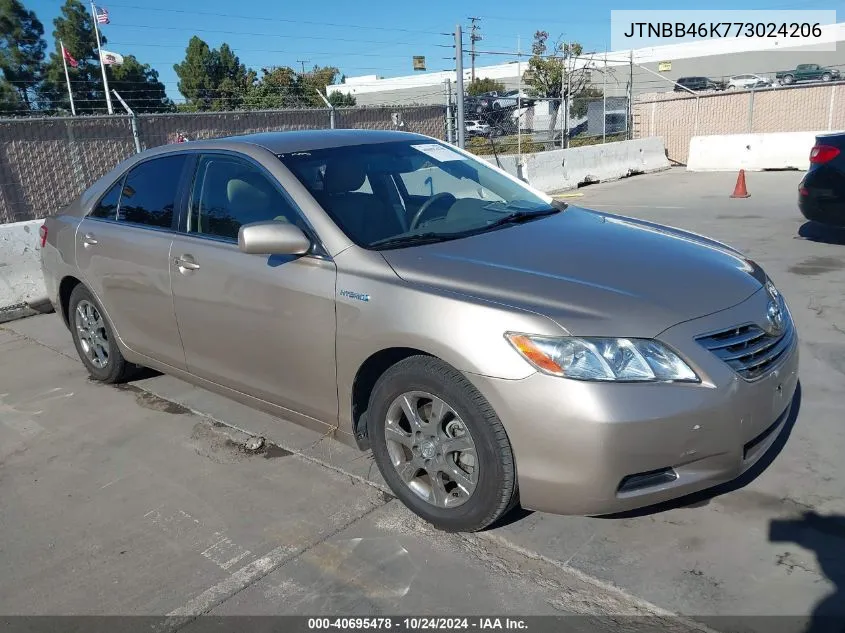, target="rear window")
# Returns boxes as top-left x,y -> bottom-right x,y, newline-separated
89,179 -> 124,220
116,155 -> 188,229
